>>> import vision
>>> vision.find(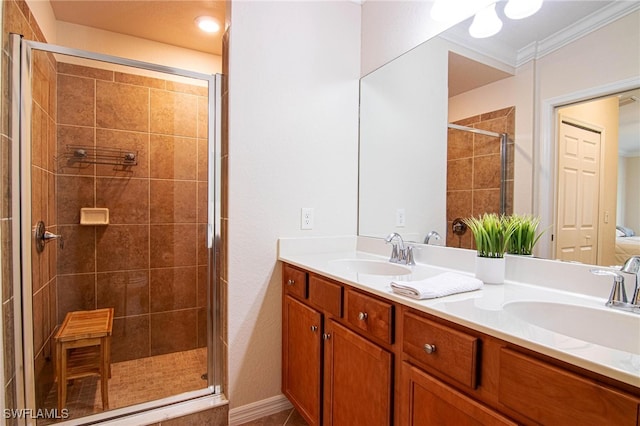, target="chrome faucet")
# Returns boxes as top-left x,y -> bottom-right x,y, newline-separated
385,232 -> 415,265
424,231 -> 441,245
621,255 -> 640,306
590,262 -> 639,314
